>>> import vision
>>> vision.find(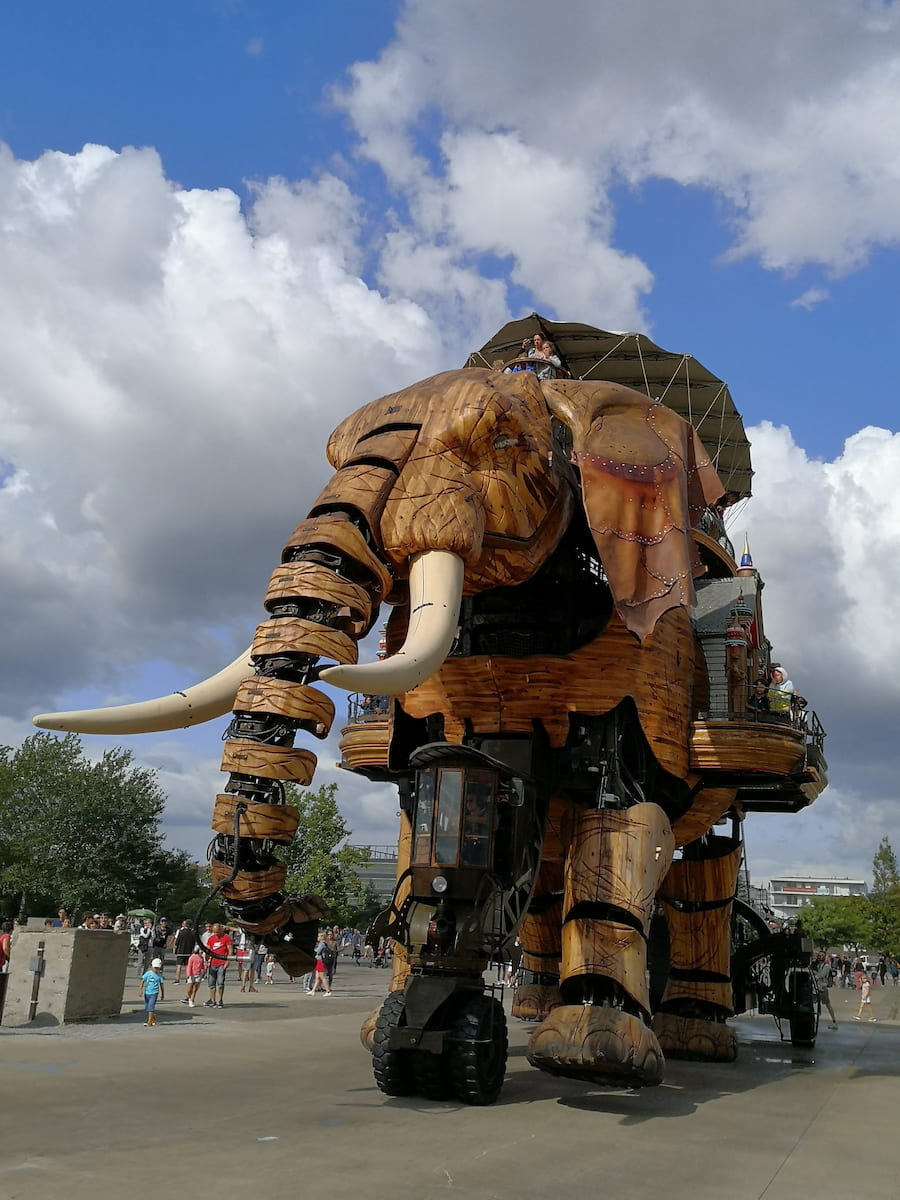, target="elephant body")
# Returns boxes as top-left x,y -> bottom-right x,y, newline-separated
36,348 -> 826,1102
